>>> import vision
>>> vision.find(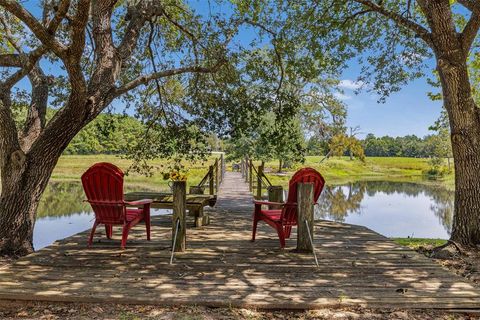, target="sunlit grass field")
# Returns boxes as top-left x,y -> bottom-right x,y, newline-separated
50,155 -> 453,190
258,156 -> 453,188
51,154 -> 217,190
